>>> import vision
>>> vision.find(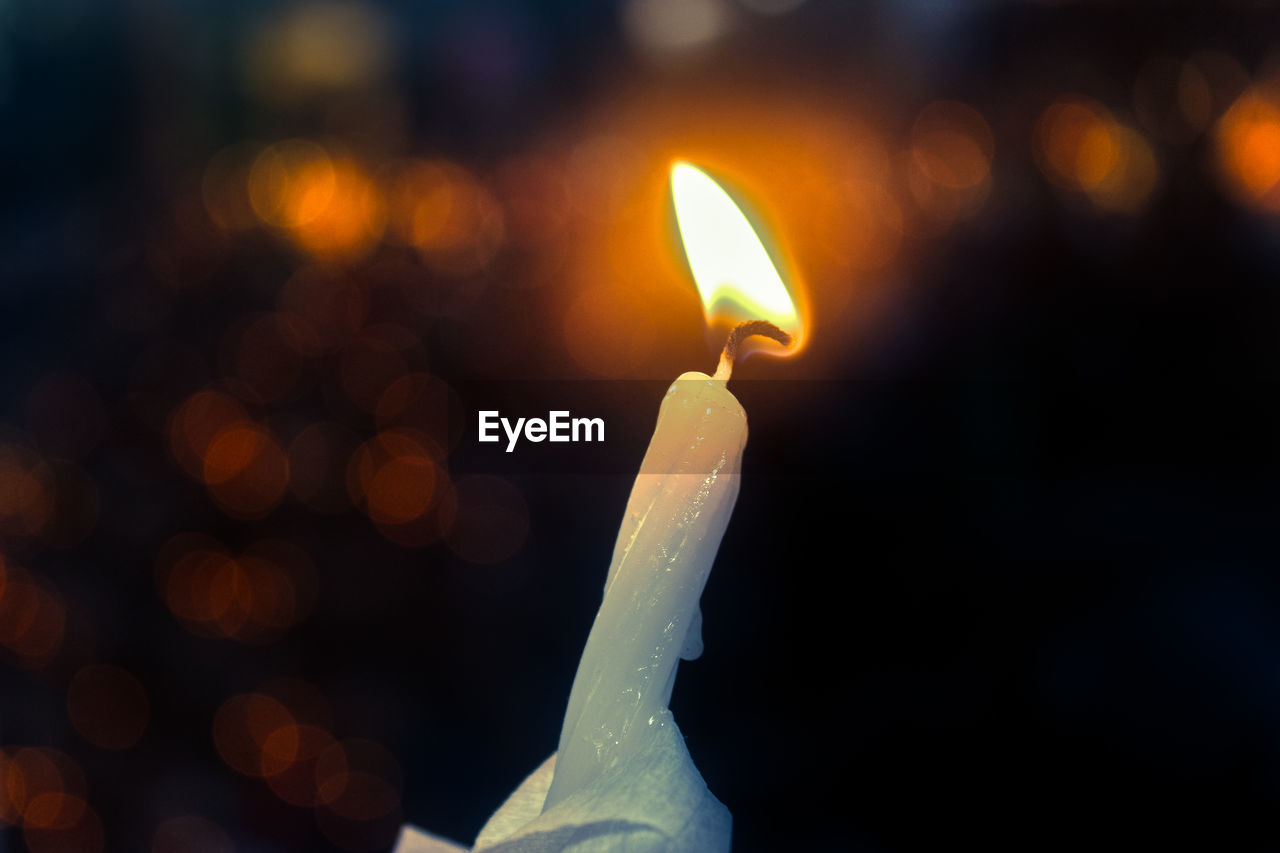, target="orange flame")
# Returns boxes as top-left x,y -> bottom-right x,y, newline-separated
670,161 -> 804,355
